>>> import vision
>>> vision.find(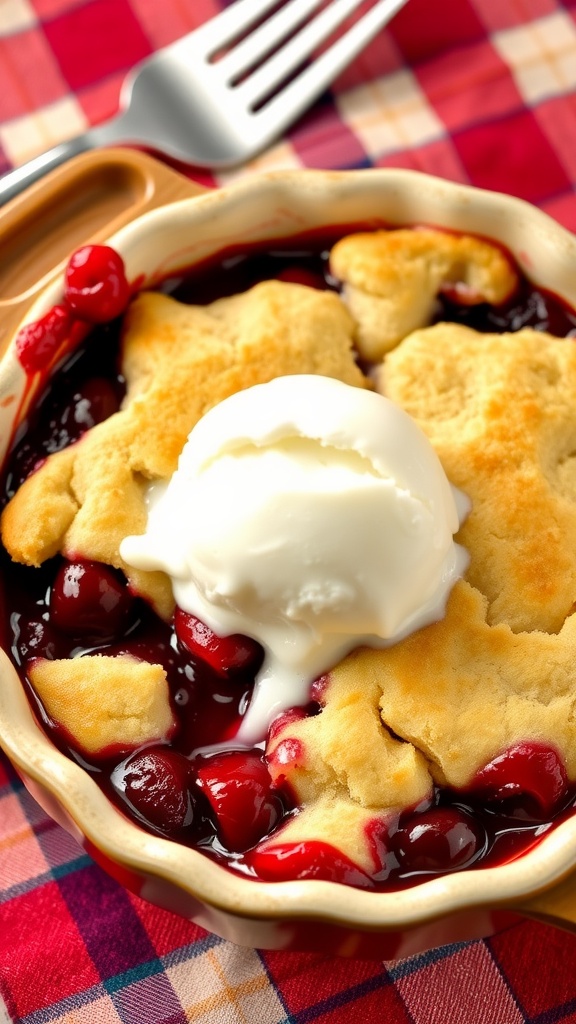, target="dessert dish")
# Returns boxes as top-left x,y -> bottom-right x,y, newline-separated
3,209 -> 576,896
3,163 -> 576,956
